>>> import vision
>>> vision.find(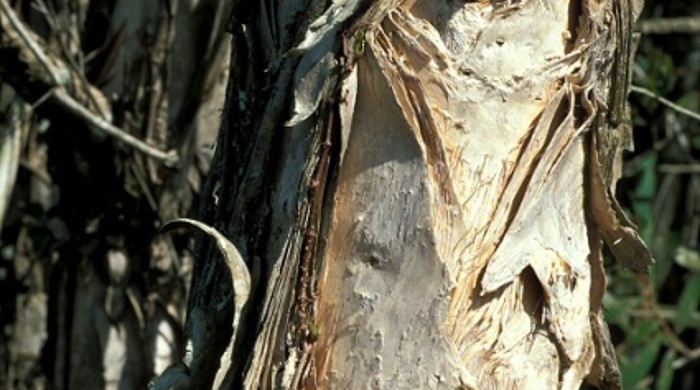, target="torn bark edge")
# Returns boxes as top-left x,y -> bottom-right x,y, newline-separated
0,99 -> 26,233
584,221 -> 623,389
0,1 -> 178,167
587,131 -> 654,272
151,218 -> 252,389
586,0 -> 653,273
587,310 -> 623,390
